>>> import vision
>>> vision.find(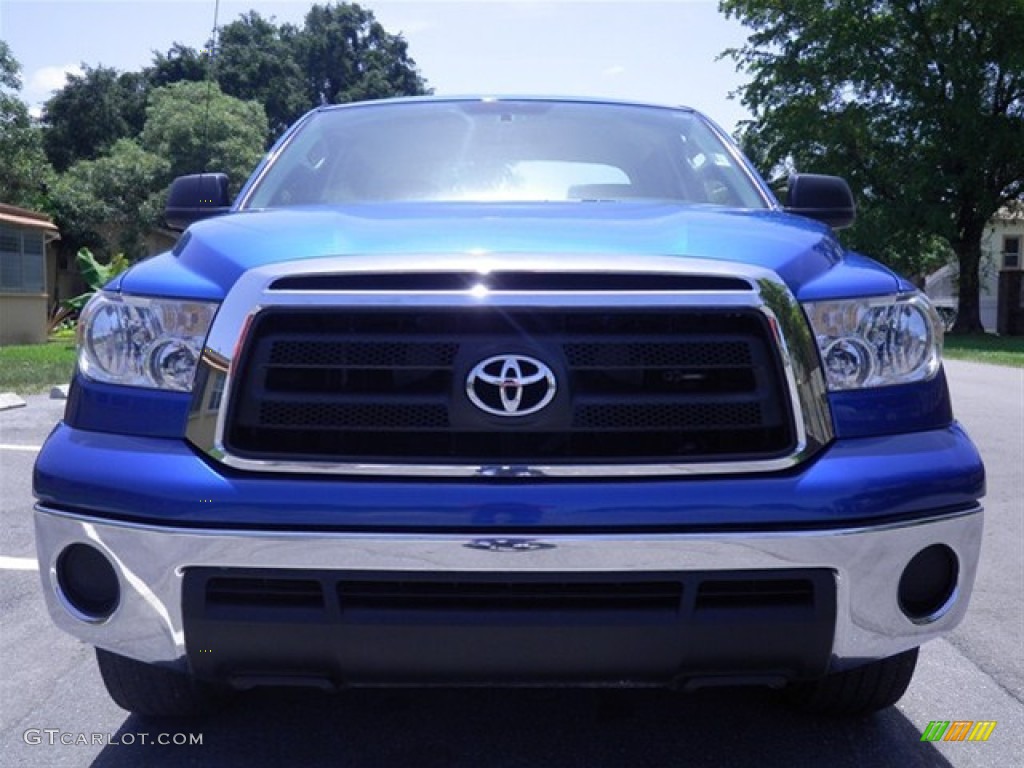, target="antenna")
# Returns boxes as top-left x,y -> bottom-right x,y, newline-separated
200,0 -> 222,172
